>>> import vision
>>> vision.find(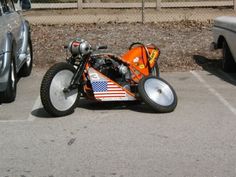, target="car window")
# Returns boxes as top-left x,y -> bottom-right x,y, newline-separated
0,0 -> 14,14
